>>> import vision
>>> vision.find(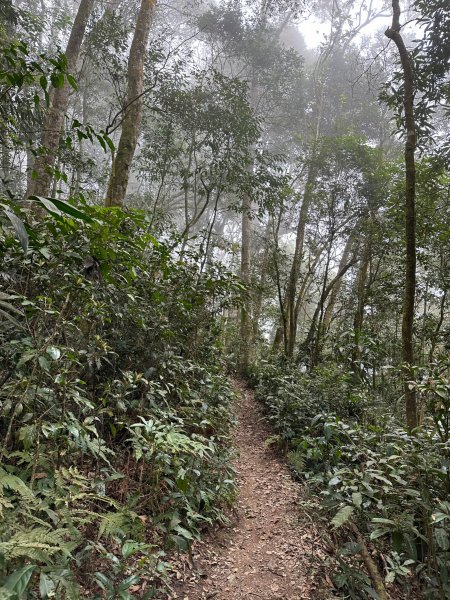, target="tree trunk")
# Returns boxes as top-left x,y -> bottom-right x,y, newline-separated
252,218 -> 273,342
352,246 -> 370,364
106,0 -> 156,206
323,234 -> 354,331
302,257 -> 358,366
385,0 -> 418,429
285,163 -> 317,357
429,289 -> 447,363
239,191 -> 252,373
26,0 -> 95,199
